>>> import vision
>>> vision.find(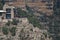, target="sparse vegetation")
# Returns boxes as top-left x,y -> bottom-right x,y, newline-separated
10,27 -> 16,36
19,29 -> 30,40
27,16 -> 41,28
26,5 -> 34,13
26,6 -> 41,28
17,6 -> 41,28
